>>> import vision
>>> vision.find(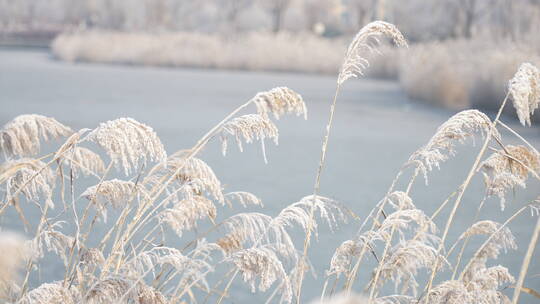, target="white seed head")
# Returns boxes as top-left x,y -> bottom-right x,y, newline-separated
0,114 -> 72,157
165,155 -> 224,203
19,282 -> 79,304
1,158 -> 55,208
460,220 -> 517,260
61,146 -> 105,177
224,191 -> 263,208
481,145 -> 540,210
231,246 -> 292,302
509,62 -> 540,126
252,87 -> 307,120
86,117 -> 166,175
338,21 -> 407,85
81,179 -> 147,221
220,114 -> 279,163
409,110 -> 498,183
377,240 -> 447,296
160,195 -> 217,237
